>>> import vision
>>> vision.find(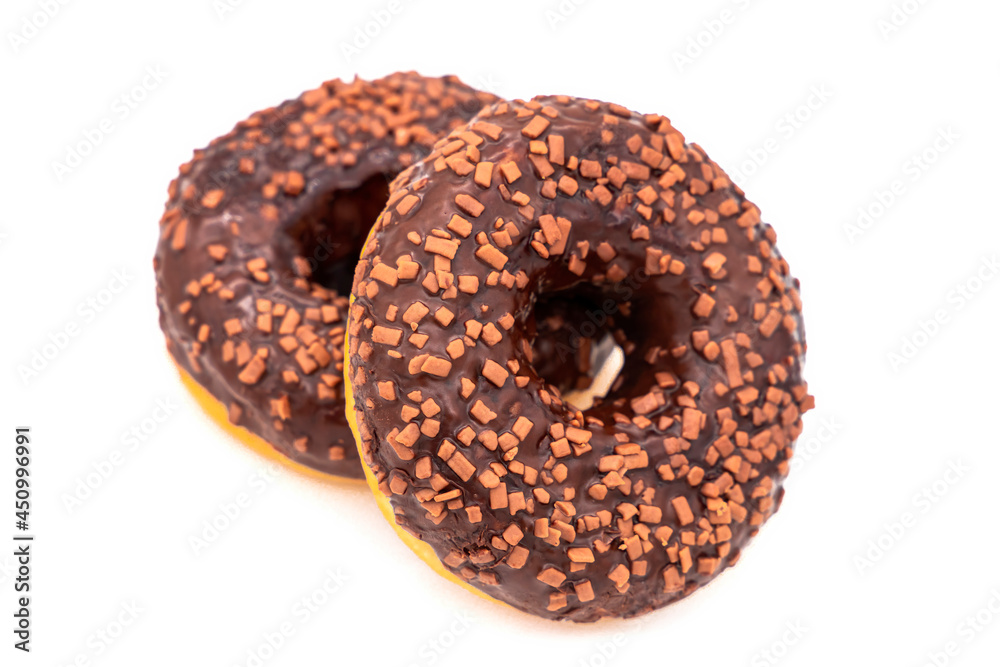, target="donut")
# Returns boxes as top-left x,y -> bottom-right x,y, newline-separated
154,72 -> 499,479
346,95 -> 814,620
